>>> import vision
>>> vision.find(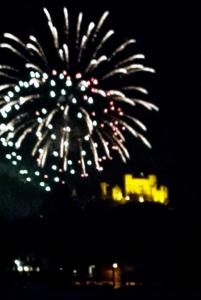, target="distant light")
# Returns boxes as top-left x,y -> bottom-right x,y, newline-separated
15,86 -> 21,93
43,73 -> 48,80
80,85 -> 86,92
42,108 -> 47,114
66,80 -> 72,87
51,134 -> 56,140
88,97 -> 94,104
45,186 -> 51,192
6,154 -> 12,160
37,117 -> 43,124
87,160 -> 92,166
26,177 -> 31,182
15,104 -> 20,110
52,165 -> 57,170
35,171 -> 40,176
54,177 -> 60,183
50,91 -> 56,98
14,259 -> 21,266
17,266 -> 23,272
36,267 -> 40,272
112,263 -> 118,269
61,89 -> 66,95
139,196 -> 144,203
50,79 -> 56,86
72,98 -> 77,104
53,151 -> 58,157
68,160 -> 72,165
81,150 -> 86,156
24,266 -> 29,272
73,269 -> 77,275
77,112 -> 82,119
35,72 -> 40,79
125,196 -> 130,201
24,82 -> 29,88
40,182 -> 45,187
30,71 -> 35,78
8,91 -> 14,98
4,95 -> 10,102
70,169 -> 75,175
